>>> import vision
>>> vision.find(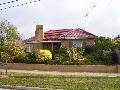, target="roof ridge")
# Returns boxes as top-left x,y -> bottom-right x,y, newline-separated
79,28 -> 96,36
